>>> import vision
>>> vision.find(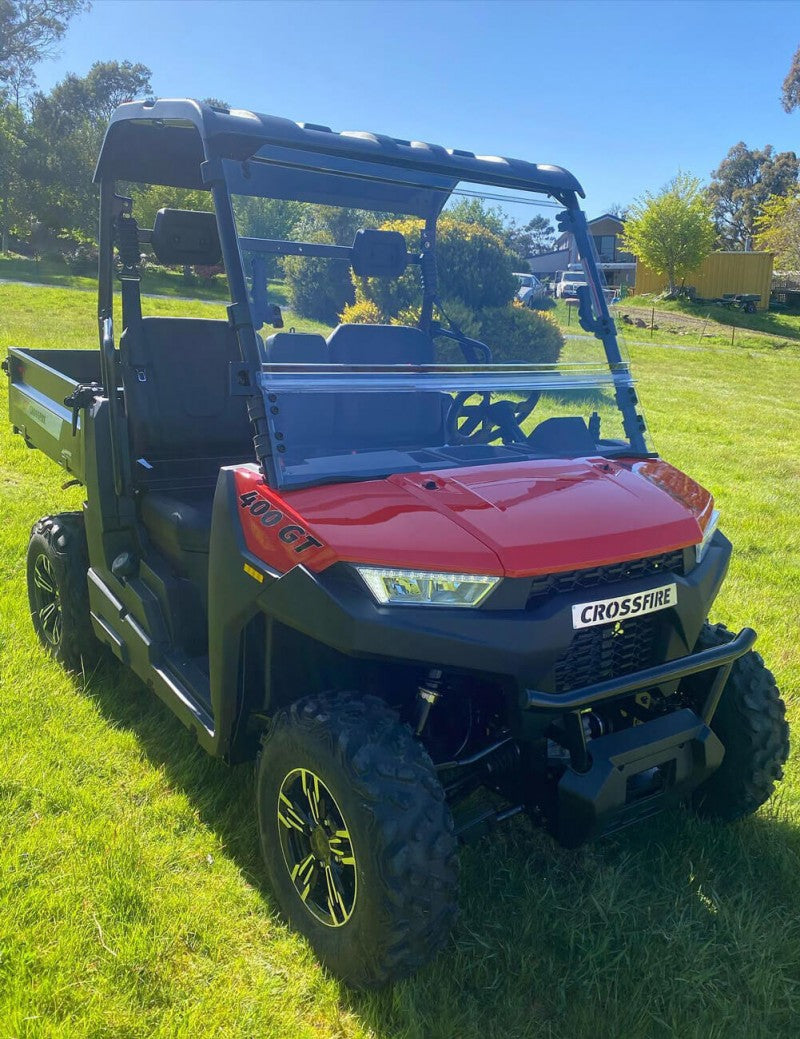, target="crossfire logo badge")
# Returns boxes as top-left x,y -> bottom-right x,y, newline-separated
572,583 -> 678,630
